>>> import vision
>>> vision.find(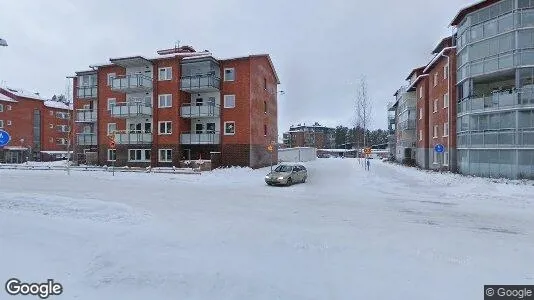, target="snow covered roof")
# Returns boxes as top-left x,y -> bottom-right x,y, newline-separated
406,74 -> 429,91
423,46 -> 456,74
0,93 -> 17,103
2,87 -> 44,100
44,100 -> 73,110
